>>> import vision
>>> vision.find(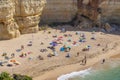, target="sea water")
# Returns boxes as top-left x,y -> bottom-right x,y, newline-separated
57,68 -> 92,80
57,60 -> 120,80
69,66 -> 120,80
